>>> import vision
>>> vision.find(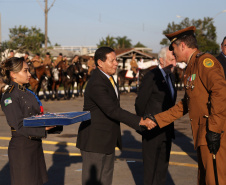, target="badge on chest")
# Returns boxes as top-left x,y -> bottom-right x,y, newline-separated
185,74 -> 196,90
